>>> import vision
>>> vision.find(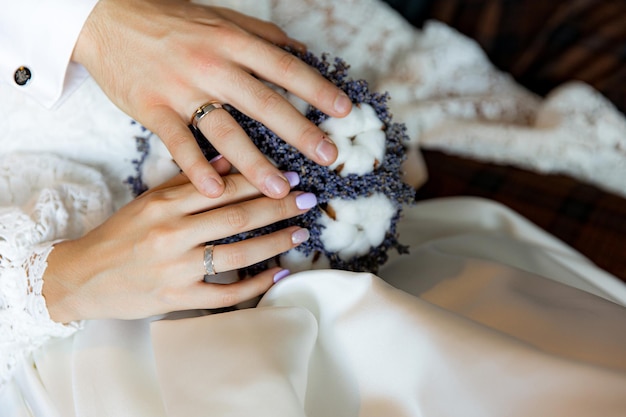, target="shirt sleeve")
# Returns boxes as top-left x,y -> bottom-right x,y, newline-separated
0,0 -> 99,109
